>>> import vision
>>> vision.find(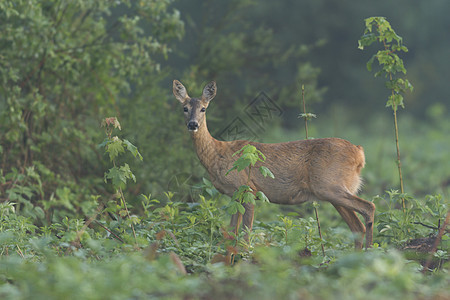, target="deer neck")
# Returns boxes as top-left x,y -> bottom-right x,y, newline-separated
191,120 -> 221,171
